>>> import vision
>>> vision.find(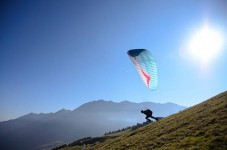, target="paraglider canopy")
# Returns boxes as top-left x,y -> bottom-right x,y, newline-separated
127,49 -> 158,90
